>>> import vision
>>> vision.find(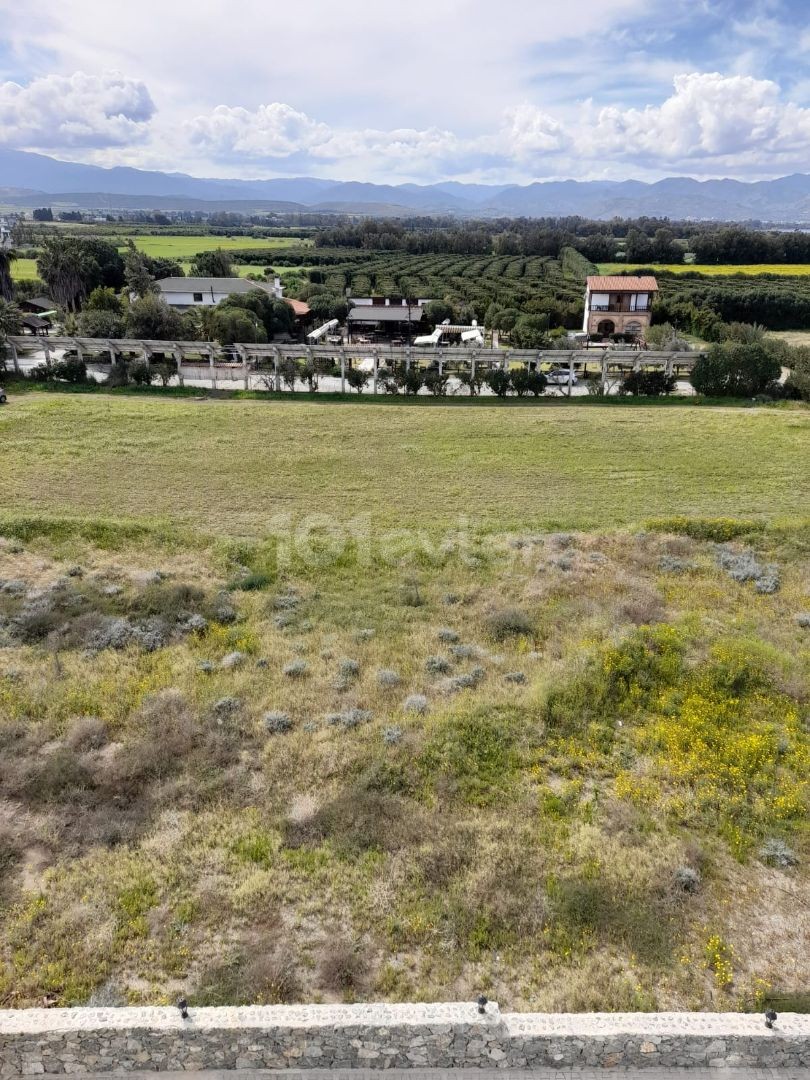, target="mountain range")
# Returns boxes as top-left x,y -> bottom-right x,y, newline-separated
4,149 -> 810,221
